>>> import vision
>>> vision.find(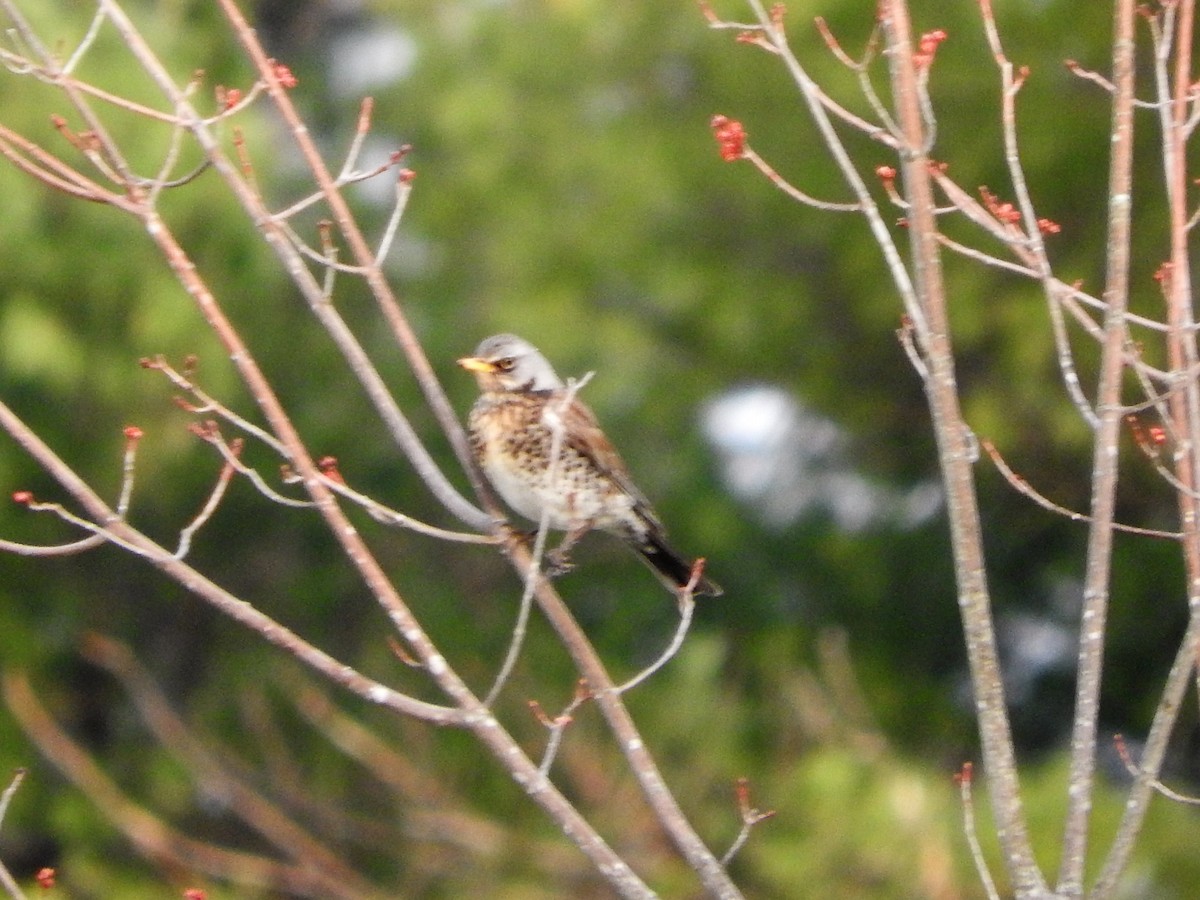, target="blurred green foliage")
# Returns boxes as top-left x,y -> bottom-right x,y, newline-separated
0,0 -> 1196,896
